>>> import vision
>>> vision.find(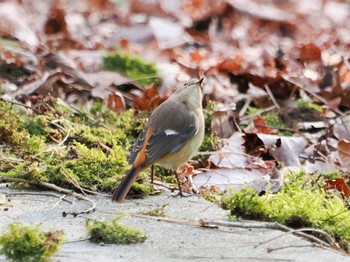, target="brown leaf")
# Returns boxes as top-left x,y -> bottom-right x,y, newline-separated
253,116 -> 274,134
44,0 -> 69,35
300,43 -> 321,62
133,84 -> 164,111
218,56 -> 244,74
325,178 -> 350,199
107,91 -> 126,112
85,0 -> 115,11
